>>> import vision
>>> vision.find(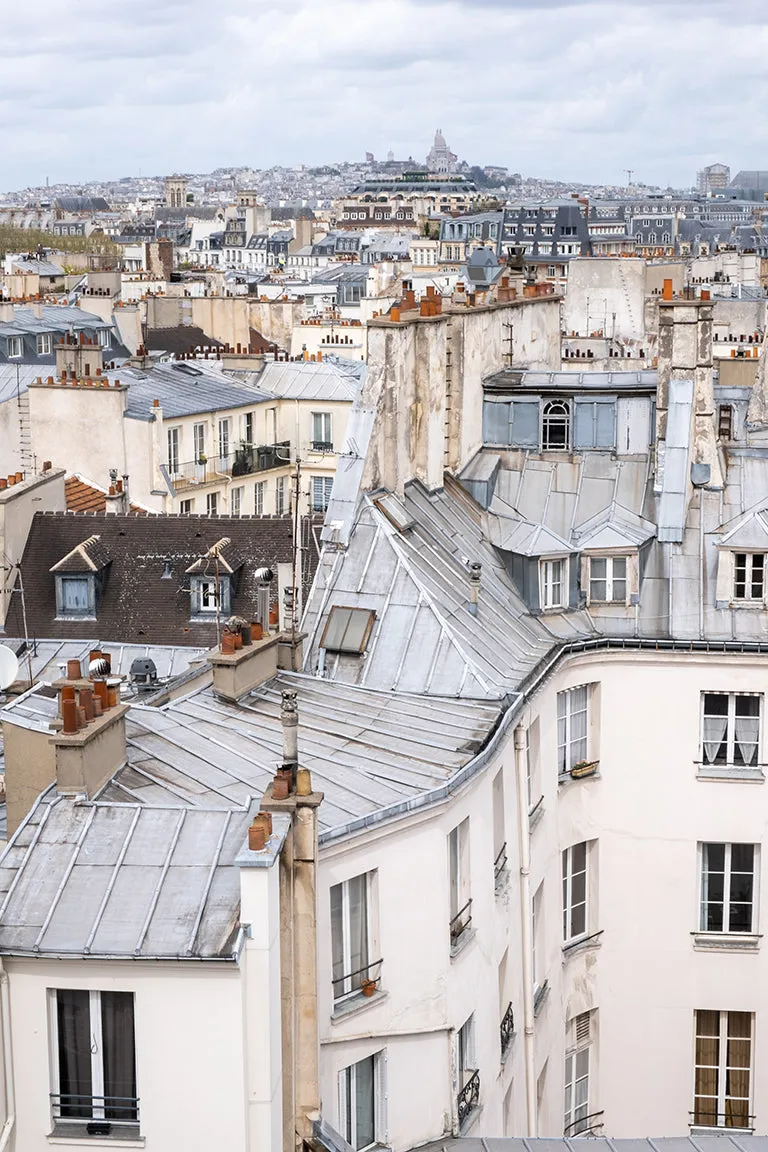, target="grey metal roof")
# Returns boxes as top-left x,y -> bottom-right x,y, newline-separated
10,258 -> 64,277
248,358 -> 363,402
0,639 -> 206,693
0,305 -> 111,340
413,1140 -> 768,1152
118,362 -> 269,420
484,369 -> 658,393
658,378 -> 693,543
